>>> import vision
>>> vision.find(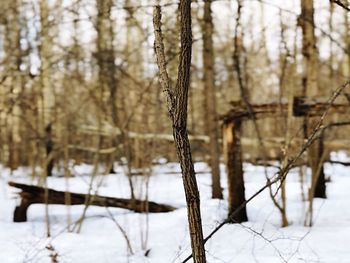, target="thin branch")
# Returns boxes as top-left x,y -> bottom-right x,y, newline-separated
153,5 -> 175,120
330,0 -> 350,11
